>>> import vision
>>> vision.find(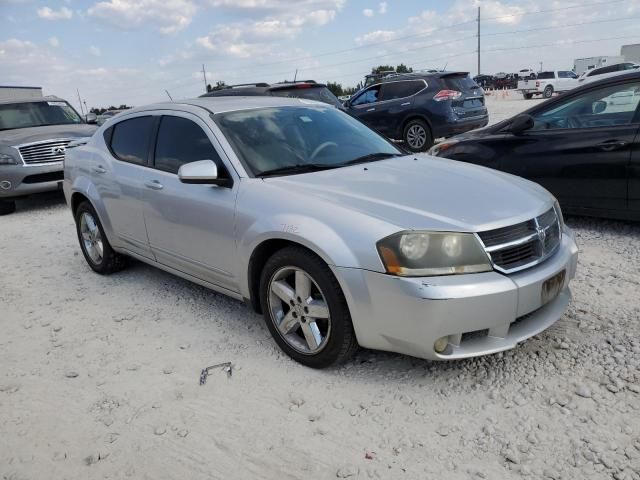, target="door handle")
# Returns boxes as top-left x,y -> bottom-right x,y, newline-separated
401,102 -> 411,106
596,140 -> 628,152
366,108 -> 376,112
92,165 -> 106,174
144,180 -> 164,190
